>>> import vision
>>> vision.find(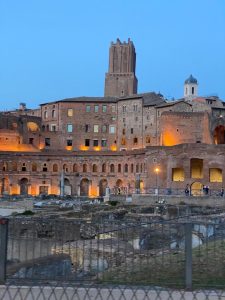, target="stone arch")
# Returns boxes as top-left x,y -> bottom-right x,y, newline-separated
27,122 -> 39,132
213,125 -> 225,144
116,179 -> 123,187
63,164 -> 69,173
80,178 -> 89,196
99,179 -> 108,196
20,178 -> 29,195
191,182 -> 203,196
1,177 -> 10,195
64,178 -> 72,195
